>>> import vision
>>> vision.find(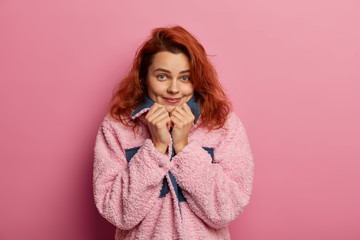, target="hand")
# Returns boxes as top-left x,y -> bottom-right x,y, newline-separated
146,103 -> 171,154
170,103 -> 195,154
